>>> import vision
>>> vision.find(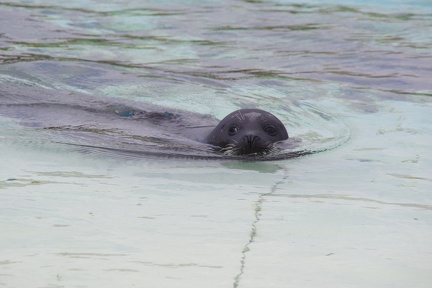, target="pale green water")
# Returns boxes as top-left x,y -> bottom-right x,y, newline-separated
0,0 -> 431,287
